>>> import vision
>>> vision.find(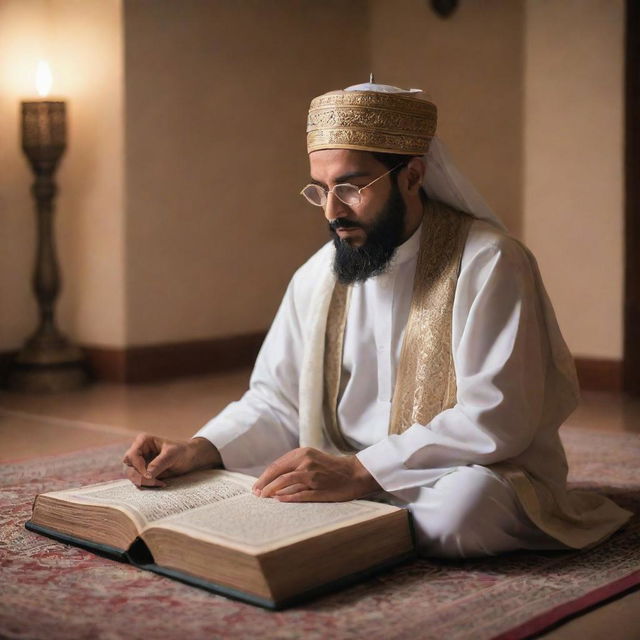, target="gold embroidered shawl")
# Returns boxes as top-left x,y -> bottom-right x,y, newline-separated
323,200 -> 472,451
